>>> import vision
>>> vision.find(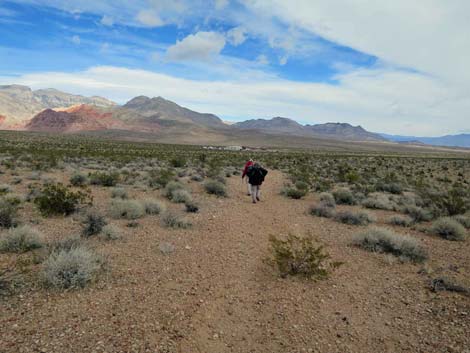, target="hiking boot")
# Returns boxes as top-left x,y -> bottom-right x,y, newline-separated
252,200 -> 256,204
247,193 -> 251,196
256,197 -> 260,201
